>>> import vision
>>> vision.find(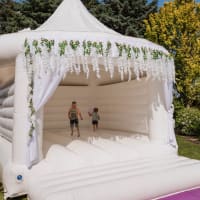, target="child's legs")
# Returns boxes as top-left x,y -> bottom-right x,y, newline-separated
92,121 -> 98,131
70,120 -> 75,135
96,122 -> 99,129
75,119 -> 80,136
